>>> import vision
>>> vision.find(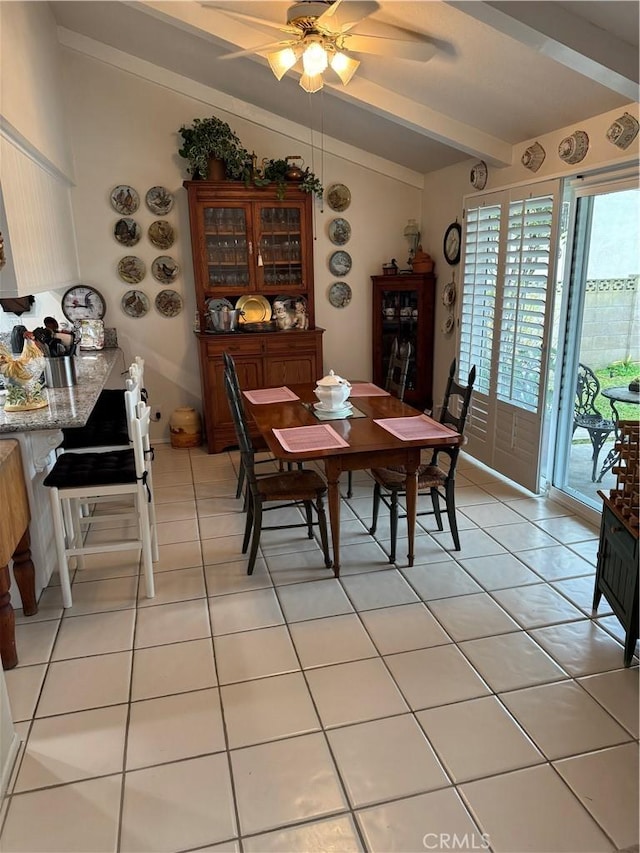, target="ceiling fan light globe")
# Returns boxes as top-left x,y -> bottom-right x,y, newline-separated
299,72 -> 324,93
302,40 -> 328,75
329,51 -> 359,85
268,47 -> 299,80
